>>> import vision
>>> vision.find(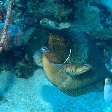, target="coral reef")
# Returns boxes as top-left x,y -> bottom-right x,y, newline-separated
74,1 -> 103,31
0,0 -> 112,95
0,0 -> 15,52
73,0 -> 112,41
